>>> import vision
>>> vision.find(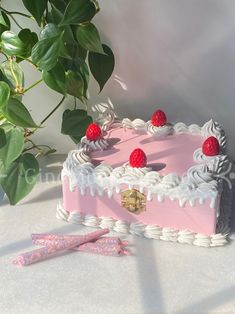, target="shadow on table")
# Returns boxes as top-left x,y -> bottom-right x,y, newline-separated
175,284 -> 235,314
134,237 -> 166,313
38,154 -> 66,183
0,222 -> 87,258
1,154 -> 67,206
22,185 -> 62,205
